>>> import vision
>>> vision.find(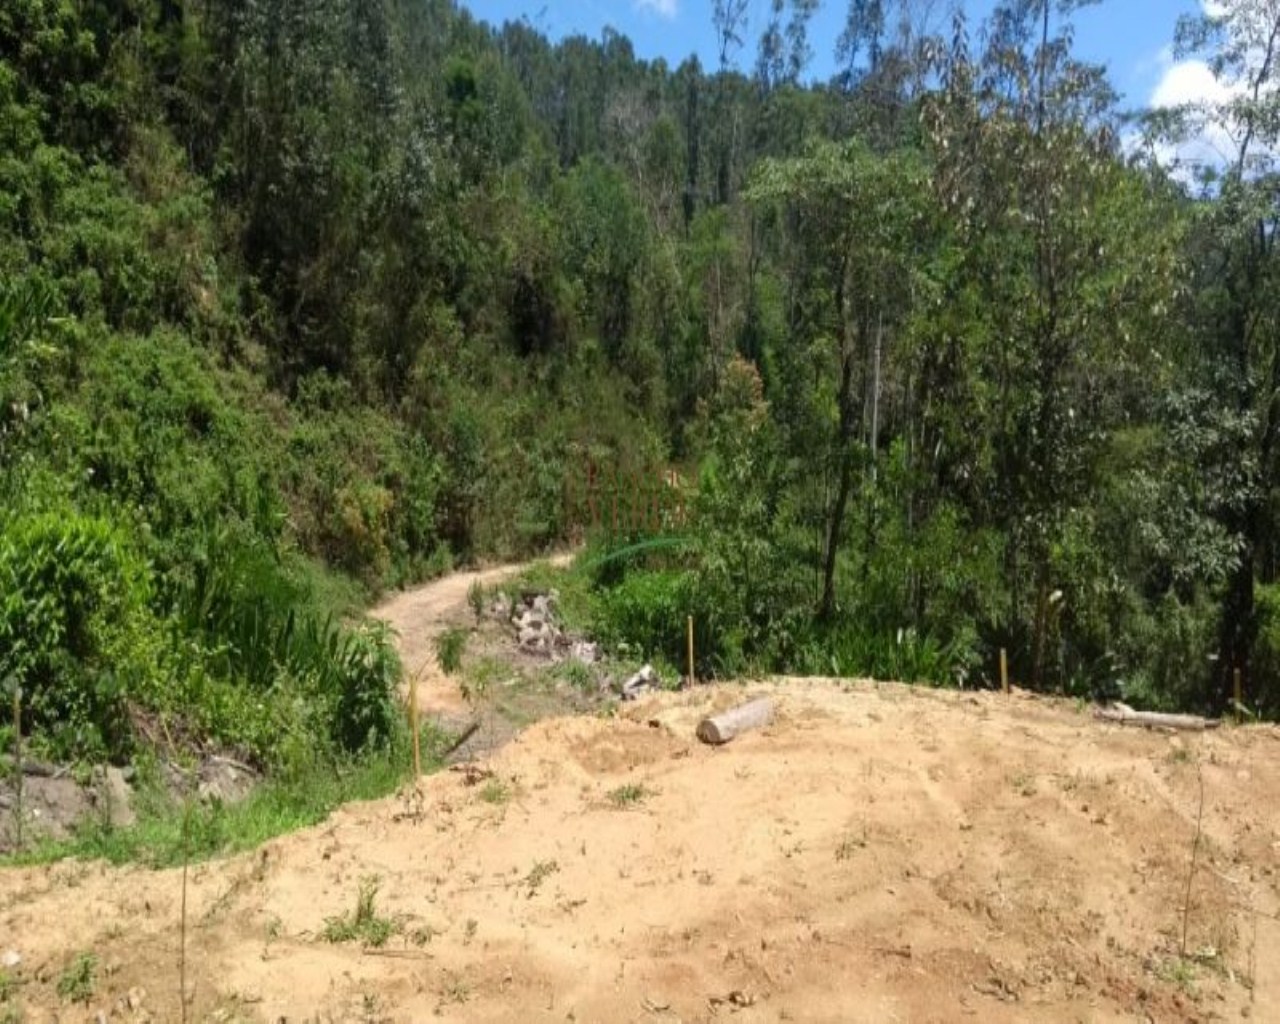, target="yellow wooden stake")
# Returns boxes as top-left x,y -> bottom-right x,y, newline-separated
1000,648 -> 1009,696
687,616 -> 695,687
